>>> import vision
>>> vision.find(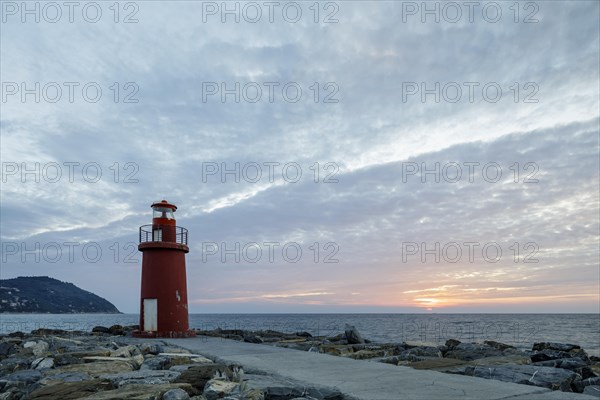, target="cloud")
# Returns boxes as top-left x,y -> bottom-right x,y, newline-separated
1,1 -> 598,313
